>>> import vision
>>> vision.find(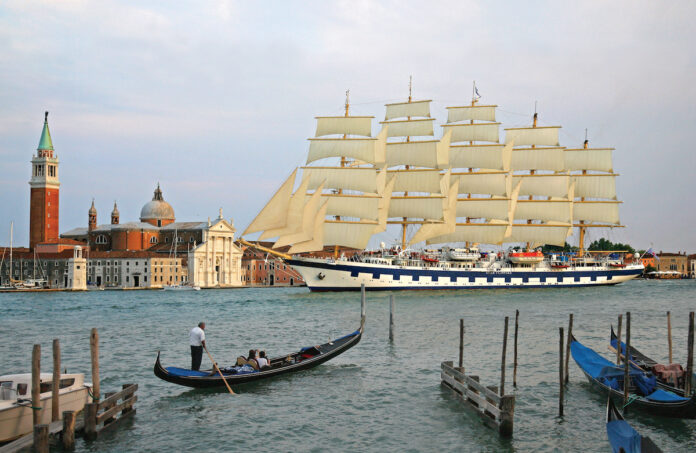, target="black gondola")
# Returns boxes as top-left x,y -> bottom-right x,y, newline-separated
606,398 -> 663,453
570,334 -> 696,419
154,312 -> 365,389
610,326 -> 696,396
